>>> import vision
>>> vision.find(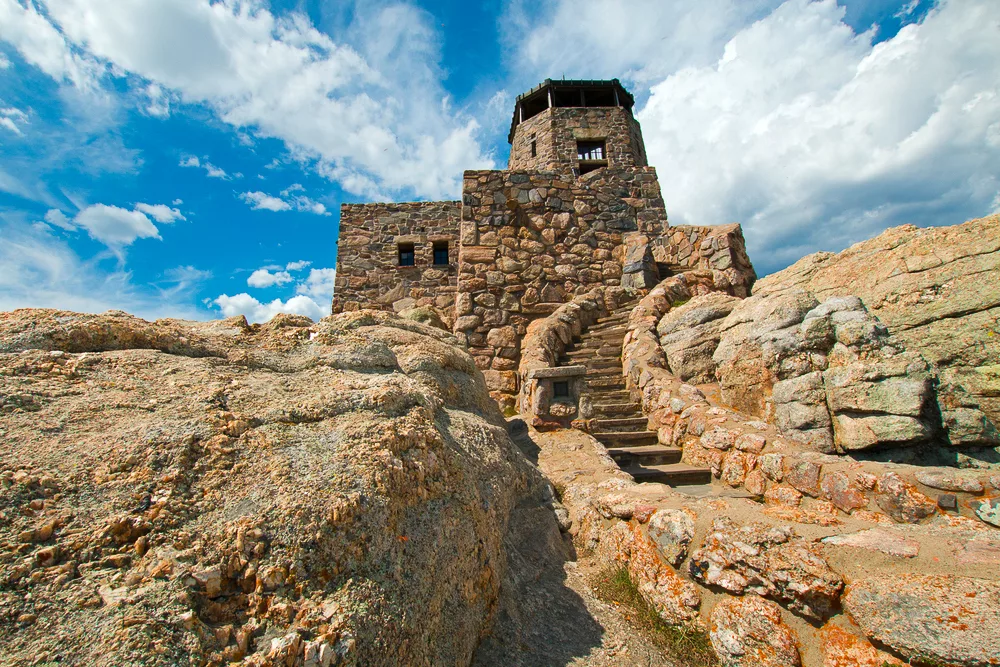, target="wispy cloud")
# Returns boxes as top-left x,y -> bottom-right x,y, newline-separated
0,106 -> 28,135
179,155 -> 236,180
0,217 -> 205,319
